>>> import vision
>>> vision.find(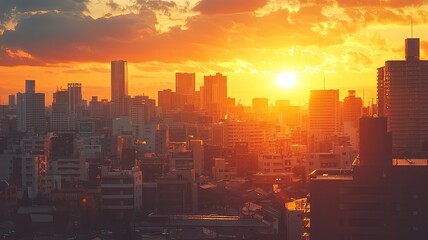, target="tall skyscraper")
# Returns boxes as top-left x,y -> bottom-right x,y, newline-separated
308,89 -> 339,133
175,72 -> 195,95
377,38 -> 428,157
202,73 -> 227,119
17,80 -> 46,133
111,60 -> 128,101
51,89 -> 73,131
343,90 -> 362,129
67,83 -> 82,116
